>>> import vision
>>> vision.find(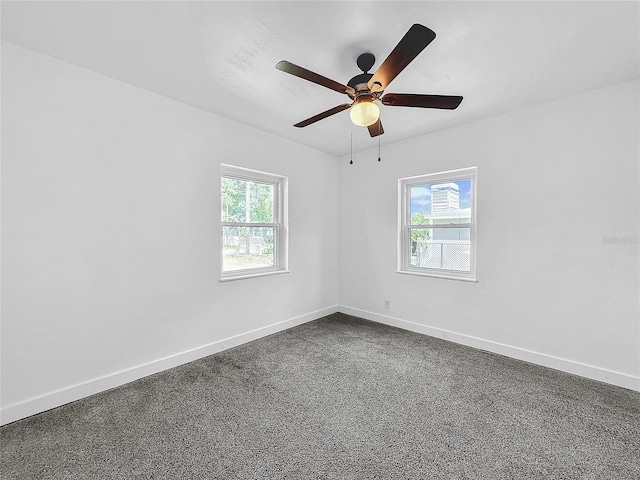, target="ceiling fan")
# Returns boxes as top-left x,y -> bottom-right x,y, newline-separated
275,24 -> 463,138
